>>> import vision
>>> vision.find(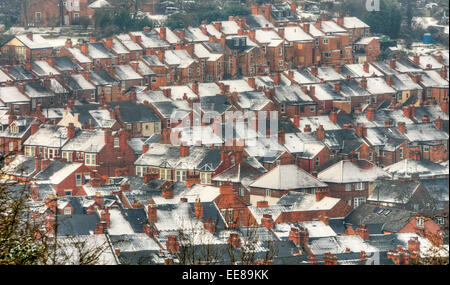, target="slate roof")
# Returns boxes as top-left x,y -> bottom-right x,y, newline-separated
107,101 -> 160,123
53,56 -> 82,72
322,129 -> 364,154
368,180 -> 422,204
345,204 -> 416,234
383,159 -> 449,179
